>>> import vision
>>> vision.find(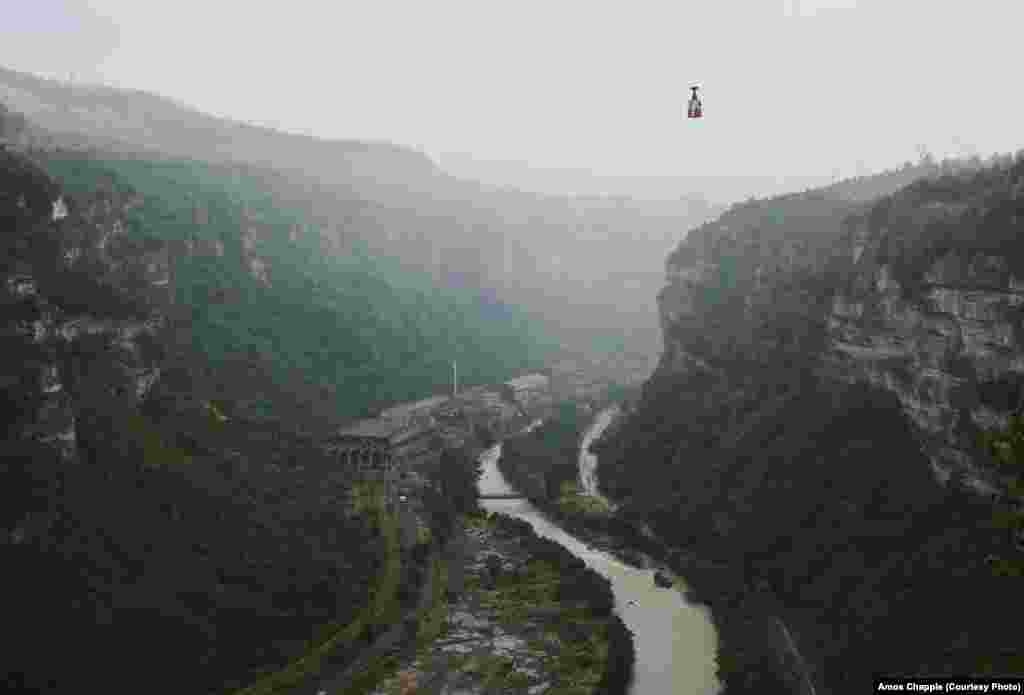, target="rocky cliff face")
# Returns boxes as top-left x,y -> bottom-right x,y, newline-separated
598,157 -> 1024,692
1,149 -> 169,462
3,147 -> 395,695
826,224 -> 1024,494
656,155 -> 1024,496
